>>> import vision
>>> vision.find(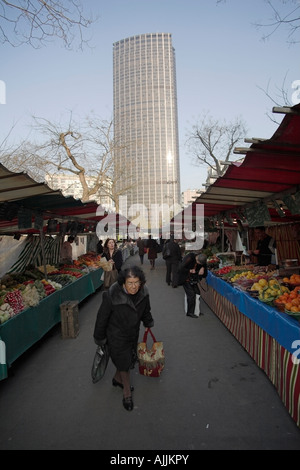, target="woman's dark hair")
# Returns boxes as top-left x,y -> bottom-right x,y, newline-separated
103,238 -> 117,253
118,266 -> 146,287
